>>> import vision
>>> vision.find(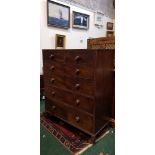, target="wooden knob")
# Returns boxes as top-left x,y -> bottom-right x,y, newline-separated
50,65 -> 55,71
75,83 -> 80,89
50,78 -> 55,83
75,56 -> 80,62
75,99 -> 80,105
75,69 -> 80,75
52,105 -> 56,110
51,91 -> 55,96
75,116 -> 80,122
50,54 -> 55,59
